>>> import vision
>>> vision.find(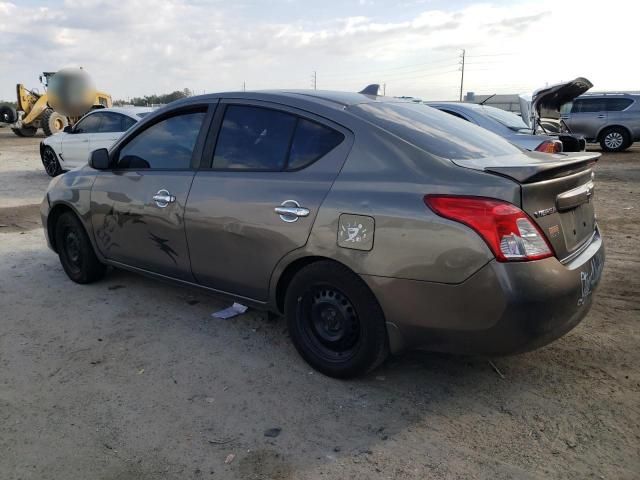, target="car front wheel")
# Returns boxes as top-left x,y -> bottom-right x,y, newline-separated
41,146 -> 63,177
285,260 -> 389,378
54,211 -> 106,284
600,127 -> 630,152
